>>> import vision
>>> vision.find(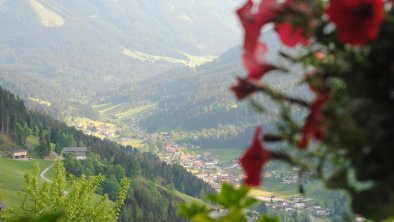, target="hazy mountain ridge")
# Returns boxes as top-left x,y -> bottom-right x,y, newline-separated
121,31 -> 311,148
0,0 -> 242,100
